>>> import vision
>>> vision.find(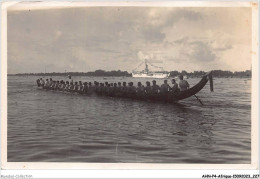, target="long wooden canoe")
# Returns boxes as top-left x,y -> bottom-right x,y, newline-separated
36,71 -> 213,103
